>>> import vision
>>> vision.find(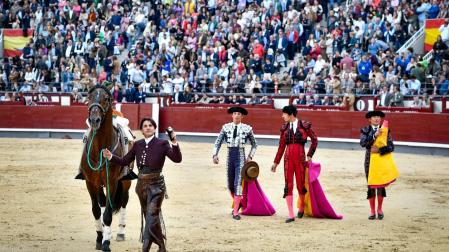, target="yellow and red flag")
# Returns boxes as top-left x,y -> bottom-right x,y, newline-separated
3,29 -> 34,57
424,19 -> 446,52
